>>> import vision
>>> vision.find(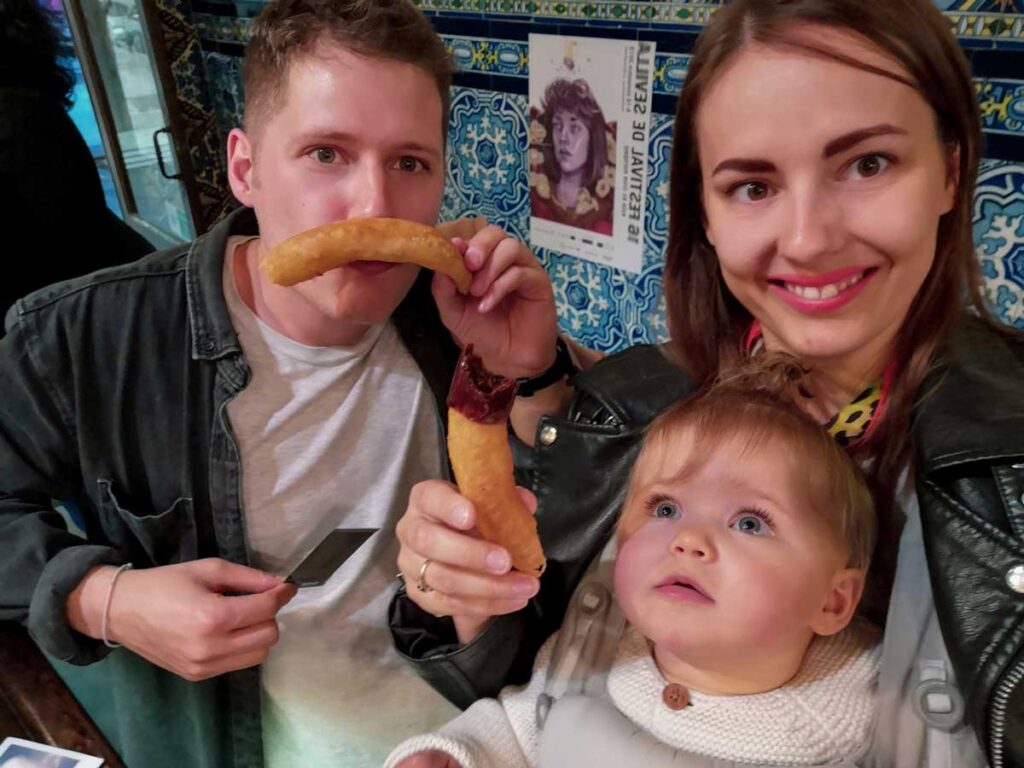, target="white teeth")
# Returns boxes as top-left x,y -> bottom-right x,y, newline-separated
783,271 -> 863,301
